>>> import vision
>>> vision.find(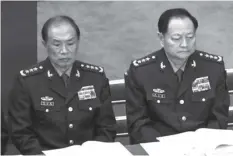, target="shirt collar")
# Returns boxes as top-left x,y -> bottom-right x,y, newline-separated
51,62 -> 73,77
165,53 -> 187,73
